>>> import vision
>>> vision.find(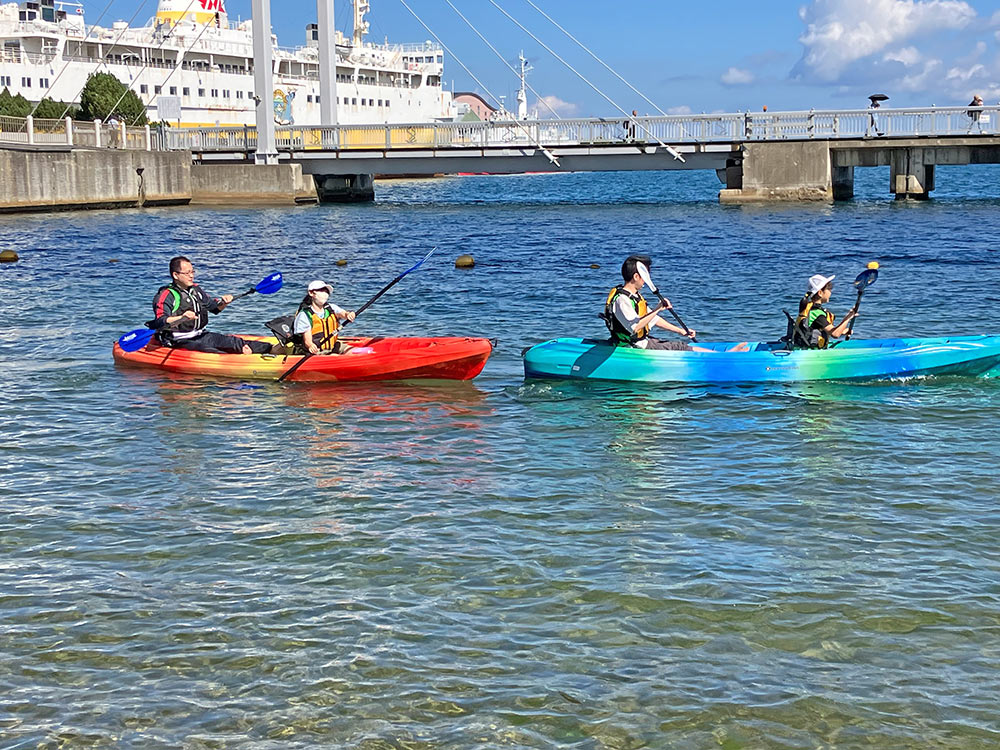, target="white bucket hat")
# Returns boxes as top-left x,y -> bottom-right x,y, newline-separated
807,274 -> 835,294
307,279 -> 332,293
